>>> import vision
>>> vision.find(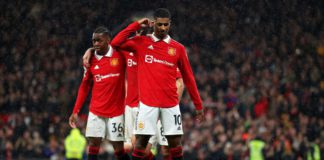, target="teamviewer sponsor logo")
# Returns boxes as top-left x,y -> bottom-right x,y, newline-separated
145,55 -> 153,63
94,73 -> 120,82
95,75 -> 102,82
127,59 -> 137,67
144,55 -> 175,67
